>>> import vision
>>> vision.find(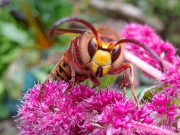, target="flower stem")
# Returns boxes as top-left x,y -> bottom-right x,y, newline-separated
133,121 -> 178,135
125,50 -> 163,80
